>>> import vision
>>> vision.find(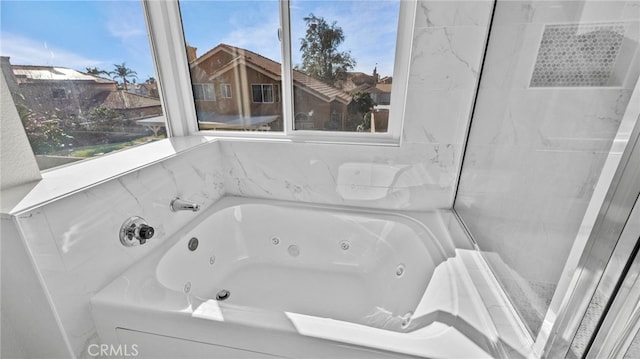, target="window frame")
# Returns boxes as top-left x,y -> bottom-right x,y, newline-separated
220,83 -> 232,99
192,83 -> 216,101
251,83 -> 275,103
144,0 -> 415,146
51,88 -> 68,99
